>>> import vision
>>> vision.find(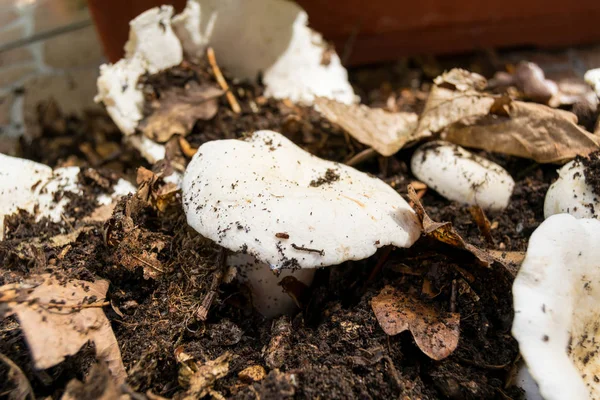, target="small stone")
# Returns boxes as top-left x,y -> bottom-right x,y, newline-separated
238,365 -> 267,383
